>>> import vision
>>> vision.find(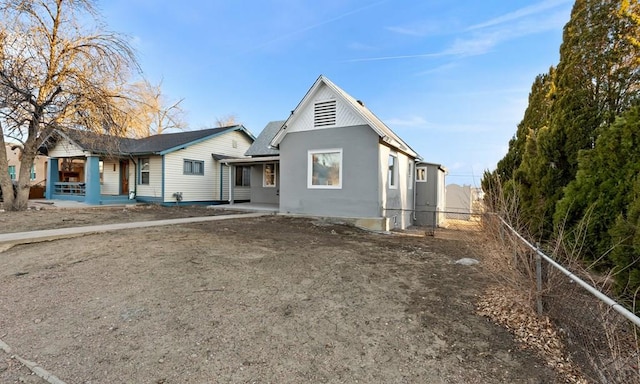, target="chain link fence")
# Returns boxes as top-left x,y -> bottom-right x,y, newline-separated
486,214 -> 640,384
